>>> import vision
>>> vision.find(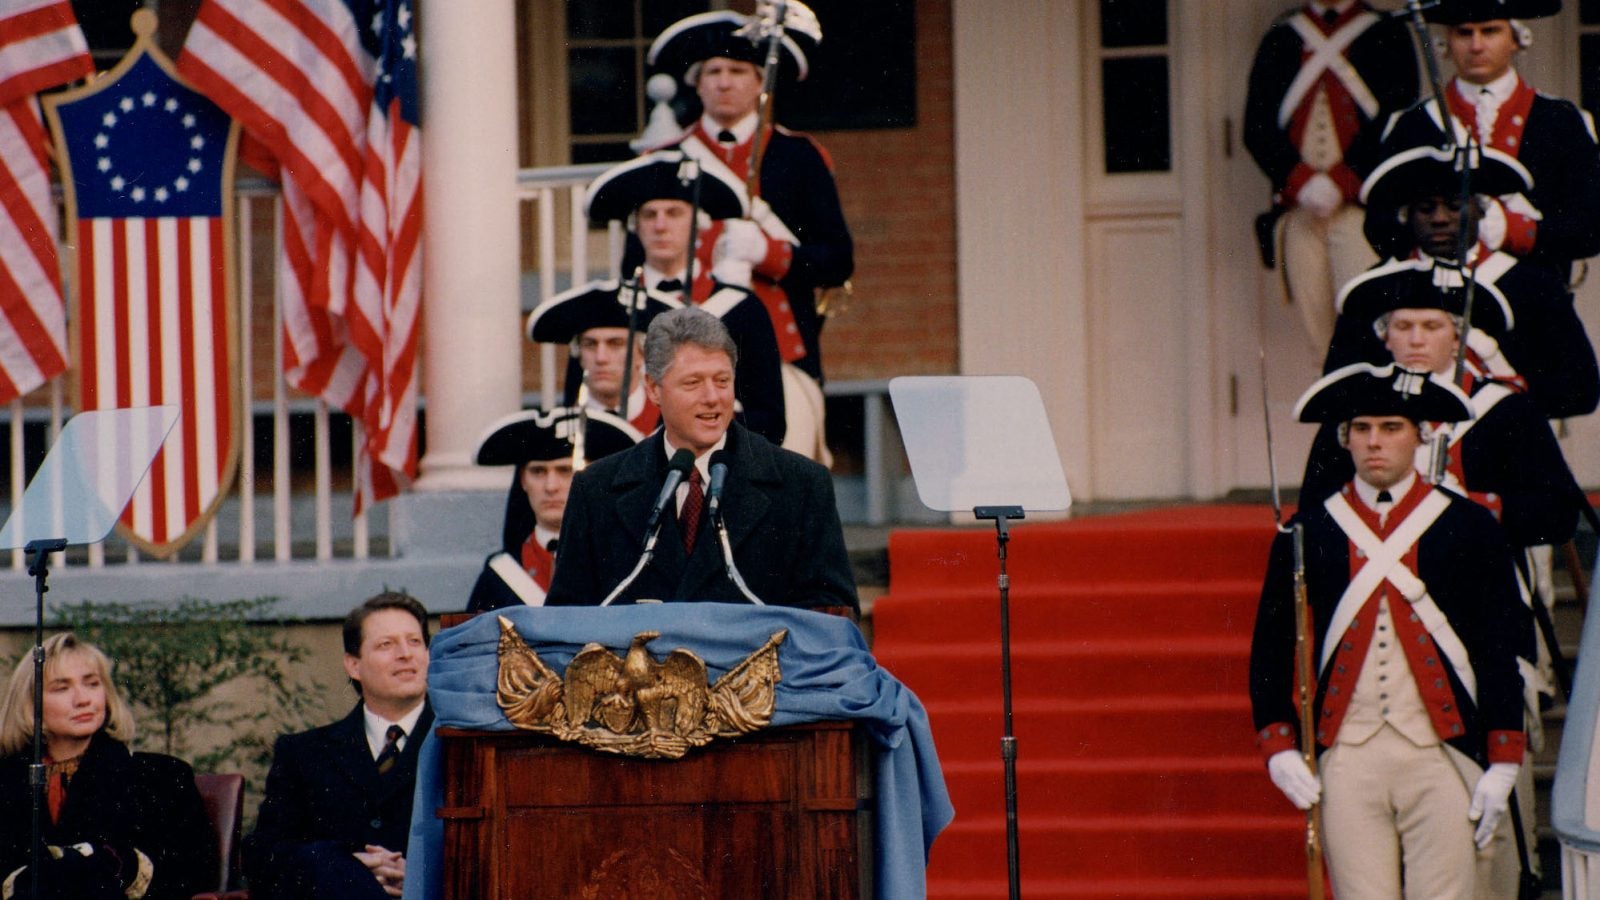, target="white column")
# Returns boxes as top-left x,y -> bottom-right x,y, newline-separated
953,1 -> 1090,499
415,0 -> 522,491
